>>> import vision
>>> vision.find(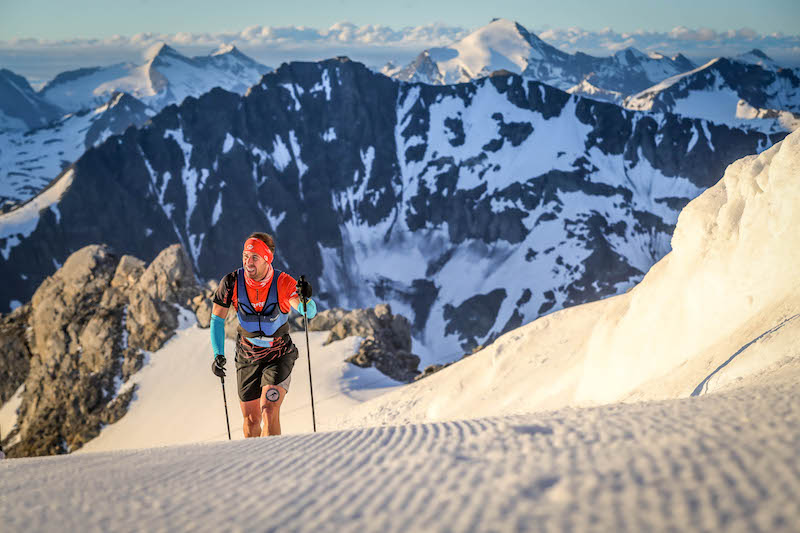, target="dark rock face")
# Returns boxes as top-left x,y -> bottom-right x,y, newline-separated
0,68 -> 63,131
2,244 -> 202,458
0,58 -> 779,356
0,304 -> 32,404
394,51 -> 444,84
444,289 -> 507,350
